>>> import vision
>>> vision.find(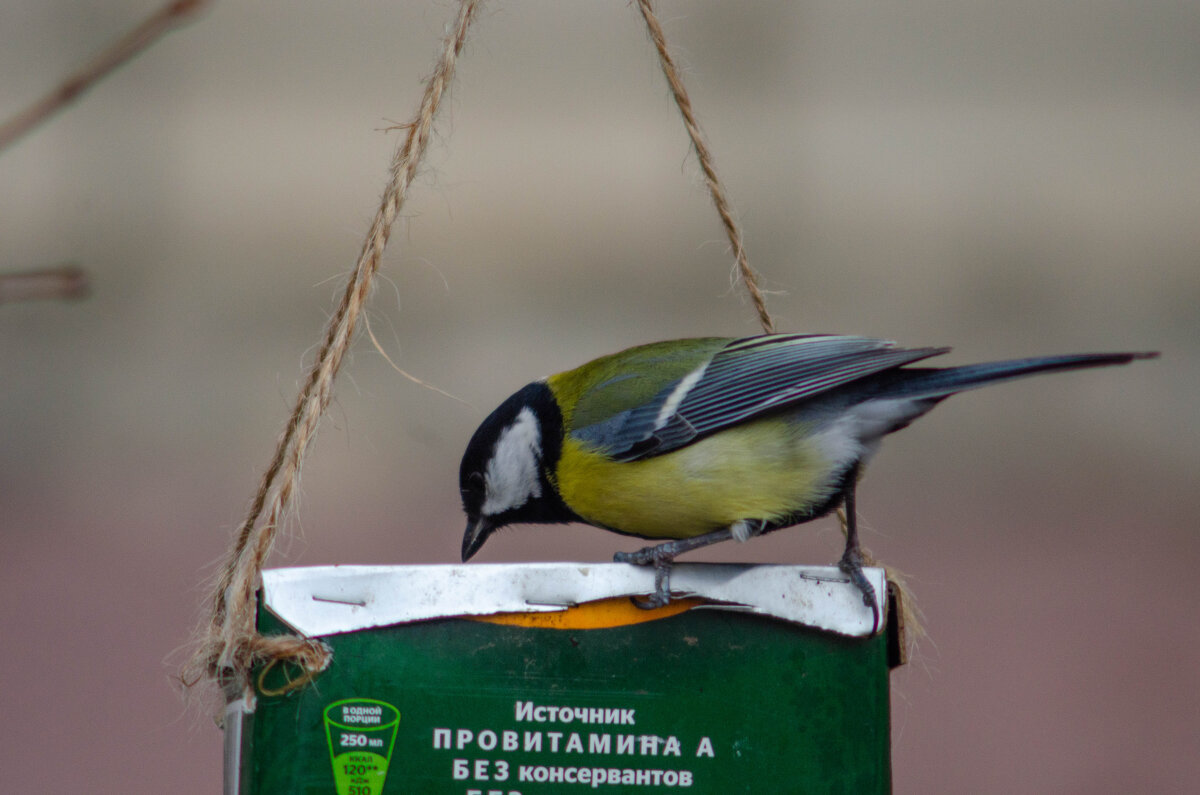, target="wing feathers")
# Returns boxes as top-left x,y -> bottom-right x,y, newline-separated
567,335 -> 1153,463
651,345 -> 948,453
578,334 -> 951,461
